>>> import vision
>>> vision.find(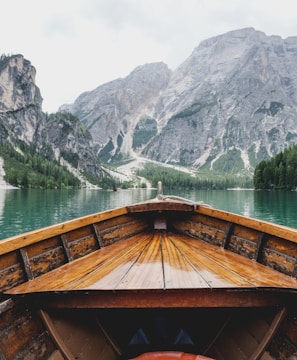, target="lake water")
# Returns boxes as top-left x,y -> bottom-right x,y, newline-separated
1,188 -> 297,240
